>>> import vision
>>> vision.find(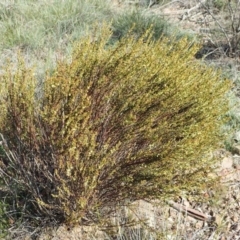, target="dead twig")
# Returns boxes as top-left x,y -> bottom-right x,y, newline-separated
167,200 -> 211,222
